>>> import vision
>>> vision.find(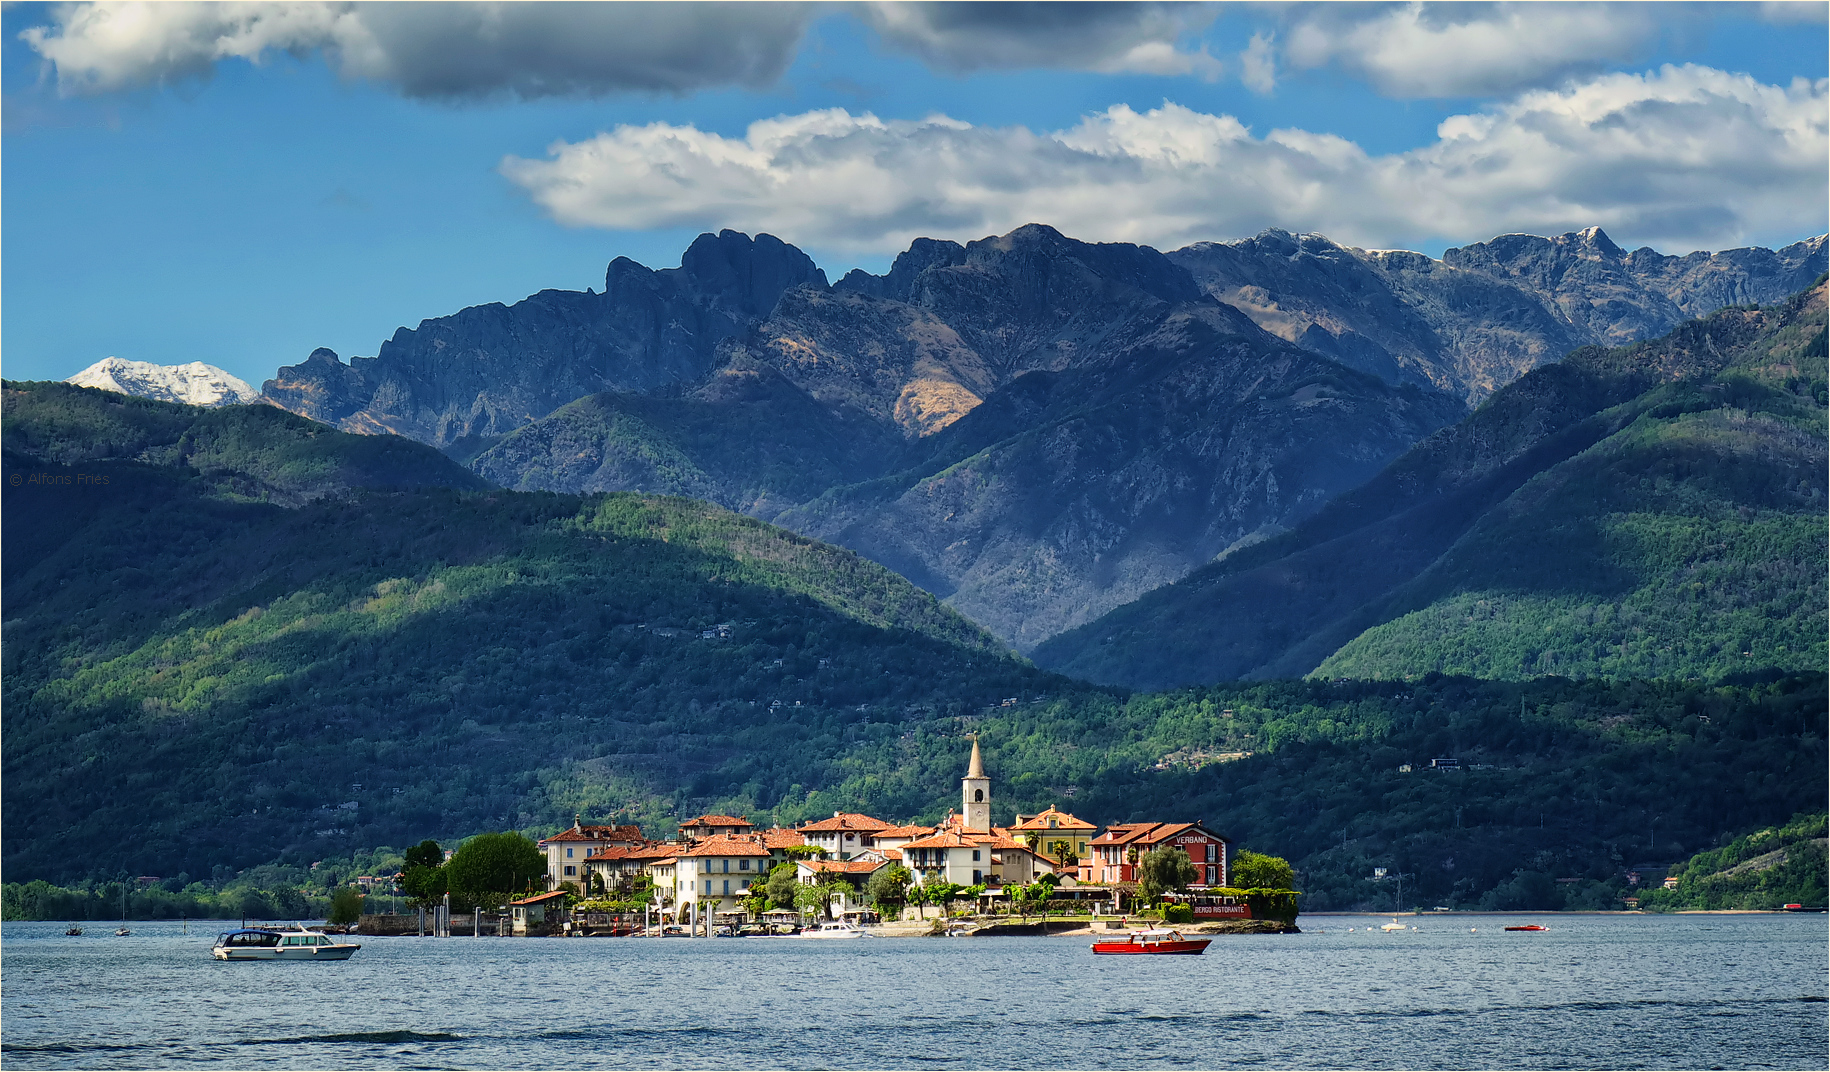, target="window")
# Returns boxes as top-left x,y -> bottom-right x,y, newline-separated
974,789 -> 984,802
1207,865 -> 1218,885
1206,844 -> 1217,862
722,860 -> 730,873
704,881 -> 712,895
740,859 -> 750,871
972,849 -> 981,861
723,880 -> 730,895
972,869 -> 981,883
564,865 -> 576,876
566,847 -> 574,858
